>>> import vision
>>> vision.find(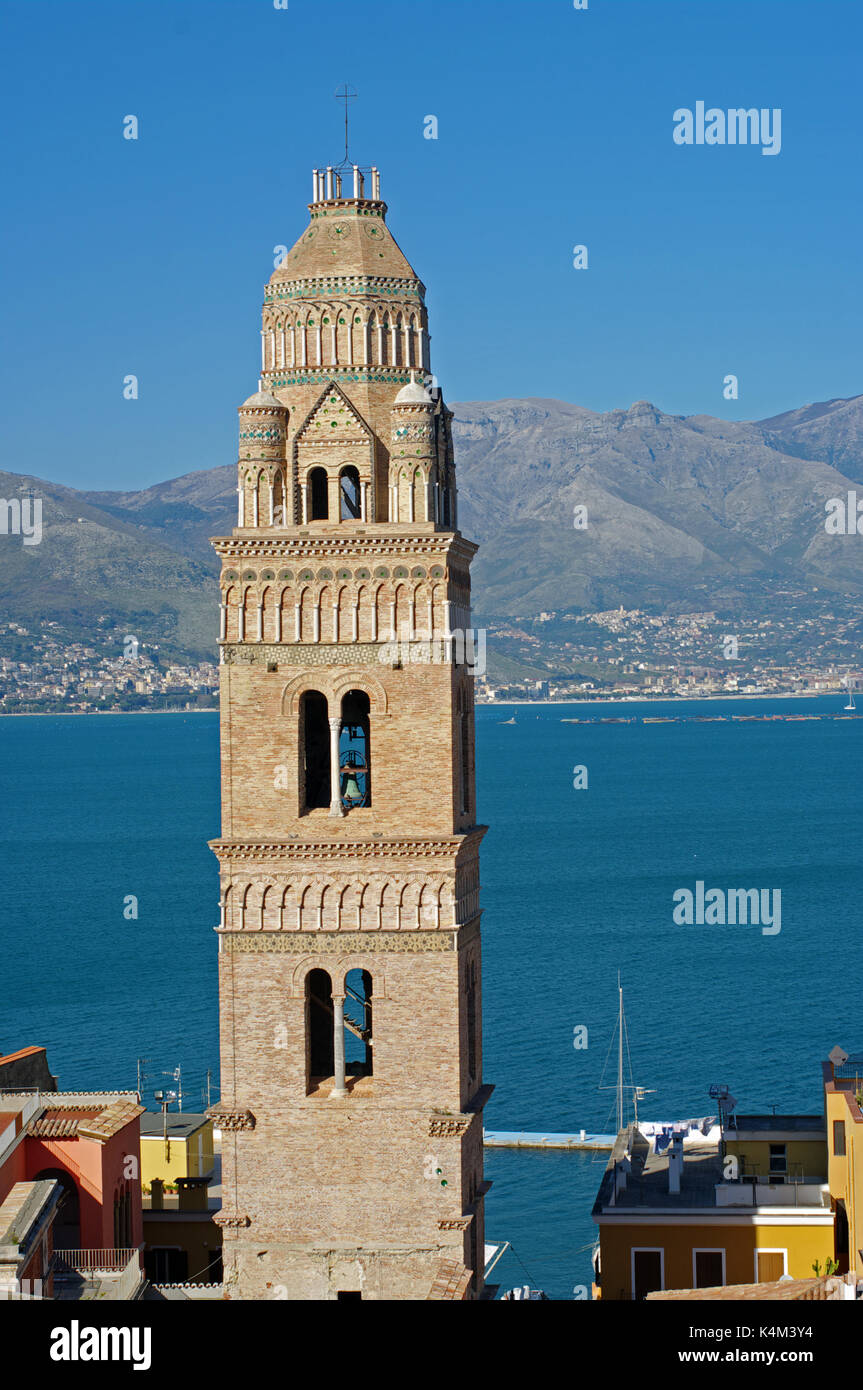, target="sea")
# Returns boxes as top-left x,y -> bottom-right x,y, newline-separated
1,695 -> 860,1300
